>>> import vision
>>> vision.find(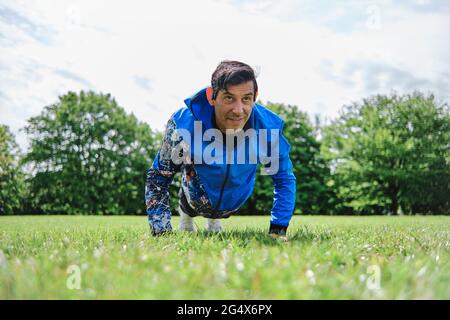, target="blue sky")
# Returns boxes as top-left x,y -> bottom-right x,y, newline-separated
1,0 -> 449,150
